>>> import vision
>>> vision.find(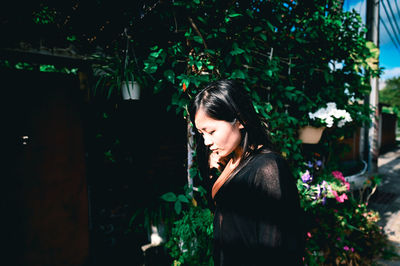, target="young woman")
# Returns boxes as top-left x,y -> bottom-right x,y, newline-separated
189,79 -> 305,265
